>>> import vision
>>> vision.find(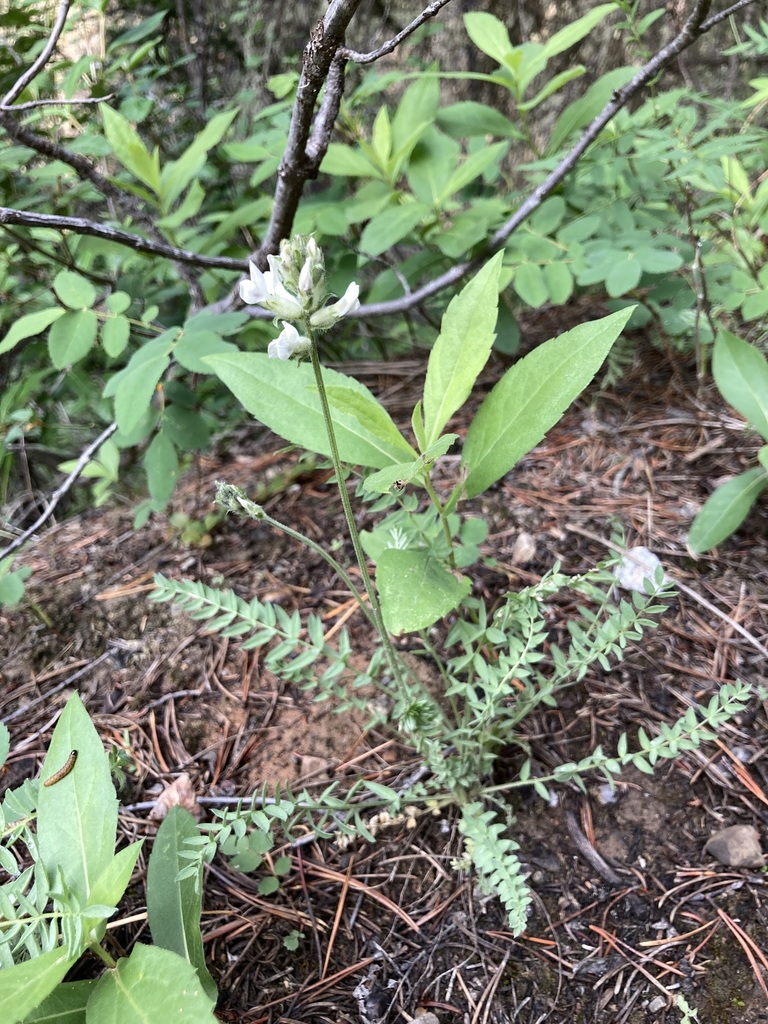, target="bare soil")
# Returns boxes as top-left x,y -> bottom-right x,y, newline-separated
2,342 -> 768,1024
